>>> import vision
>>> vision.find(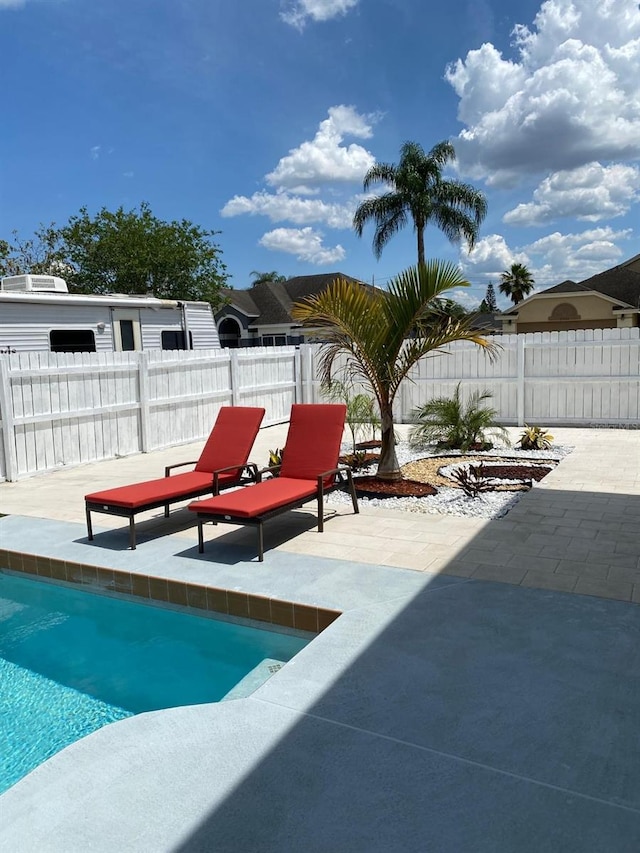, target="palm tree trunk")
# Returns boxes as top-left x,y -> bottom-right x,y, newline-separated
376,403 -> 401,480
417,227 -> 425,266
